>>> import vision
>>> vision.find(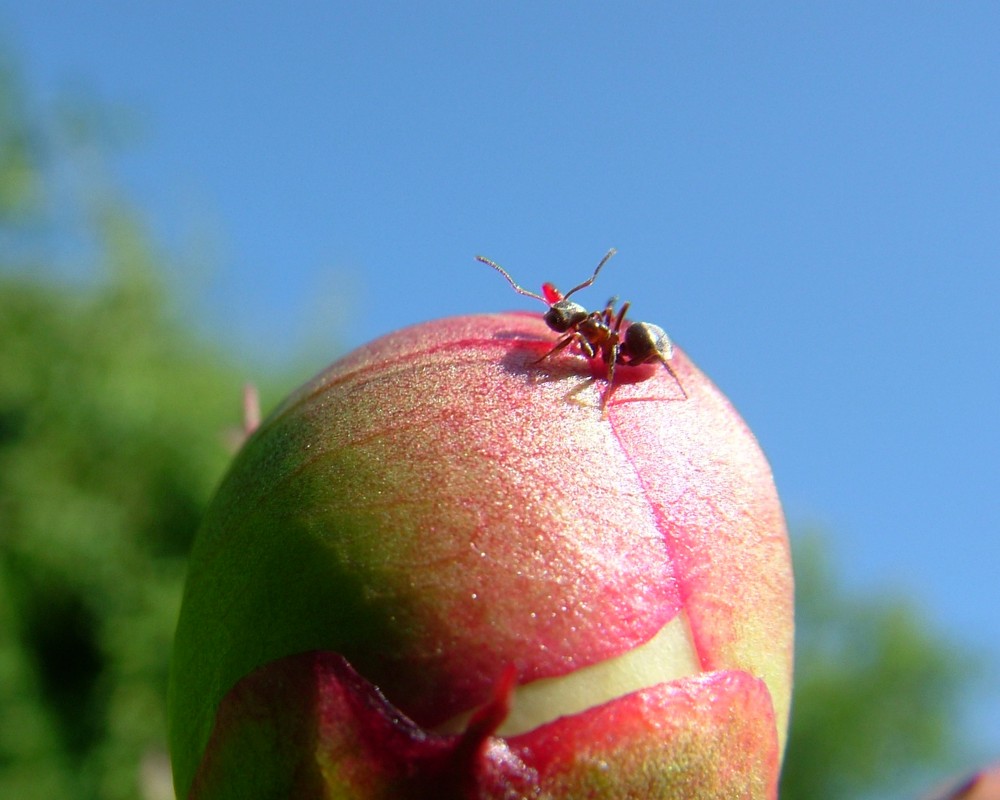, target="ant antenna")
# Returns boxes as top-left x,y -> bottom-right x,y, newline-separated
475,255 -> 547,305
562,248 -> 617,299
